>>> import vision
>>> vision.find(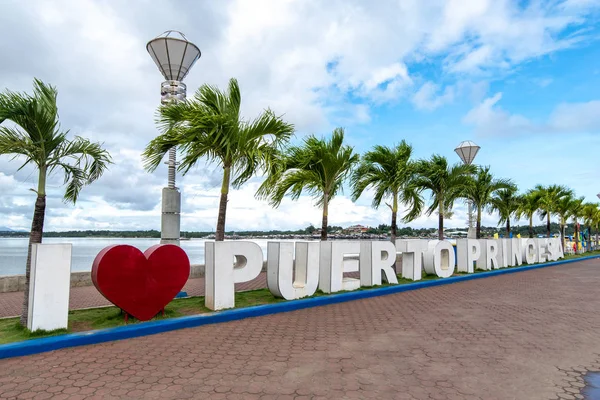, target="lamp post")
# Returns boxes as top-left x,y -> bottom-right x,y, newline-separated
454,140 -> 480,239
146,31 -> 201,245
